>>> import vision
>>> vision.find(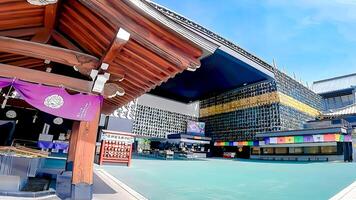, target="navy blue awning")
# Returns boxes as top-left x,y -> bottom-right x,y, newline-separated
150,49 -> 274,102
